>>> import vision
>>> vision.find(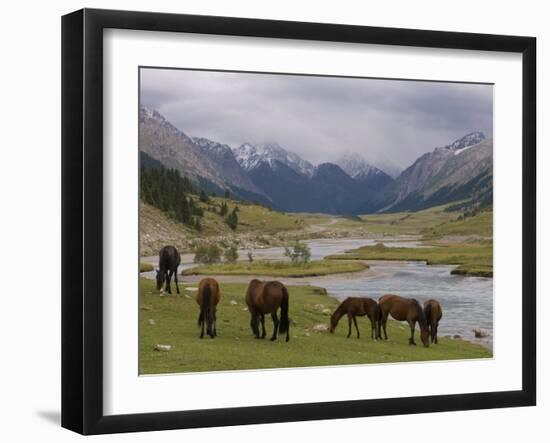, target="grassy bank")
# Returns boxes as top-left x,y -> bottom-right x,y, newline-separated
140,262 -> 154,273
139,278 -> 491,374
327,241 -> 493,277
181,259 -> 368,278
